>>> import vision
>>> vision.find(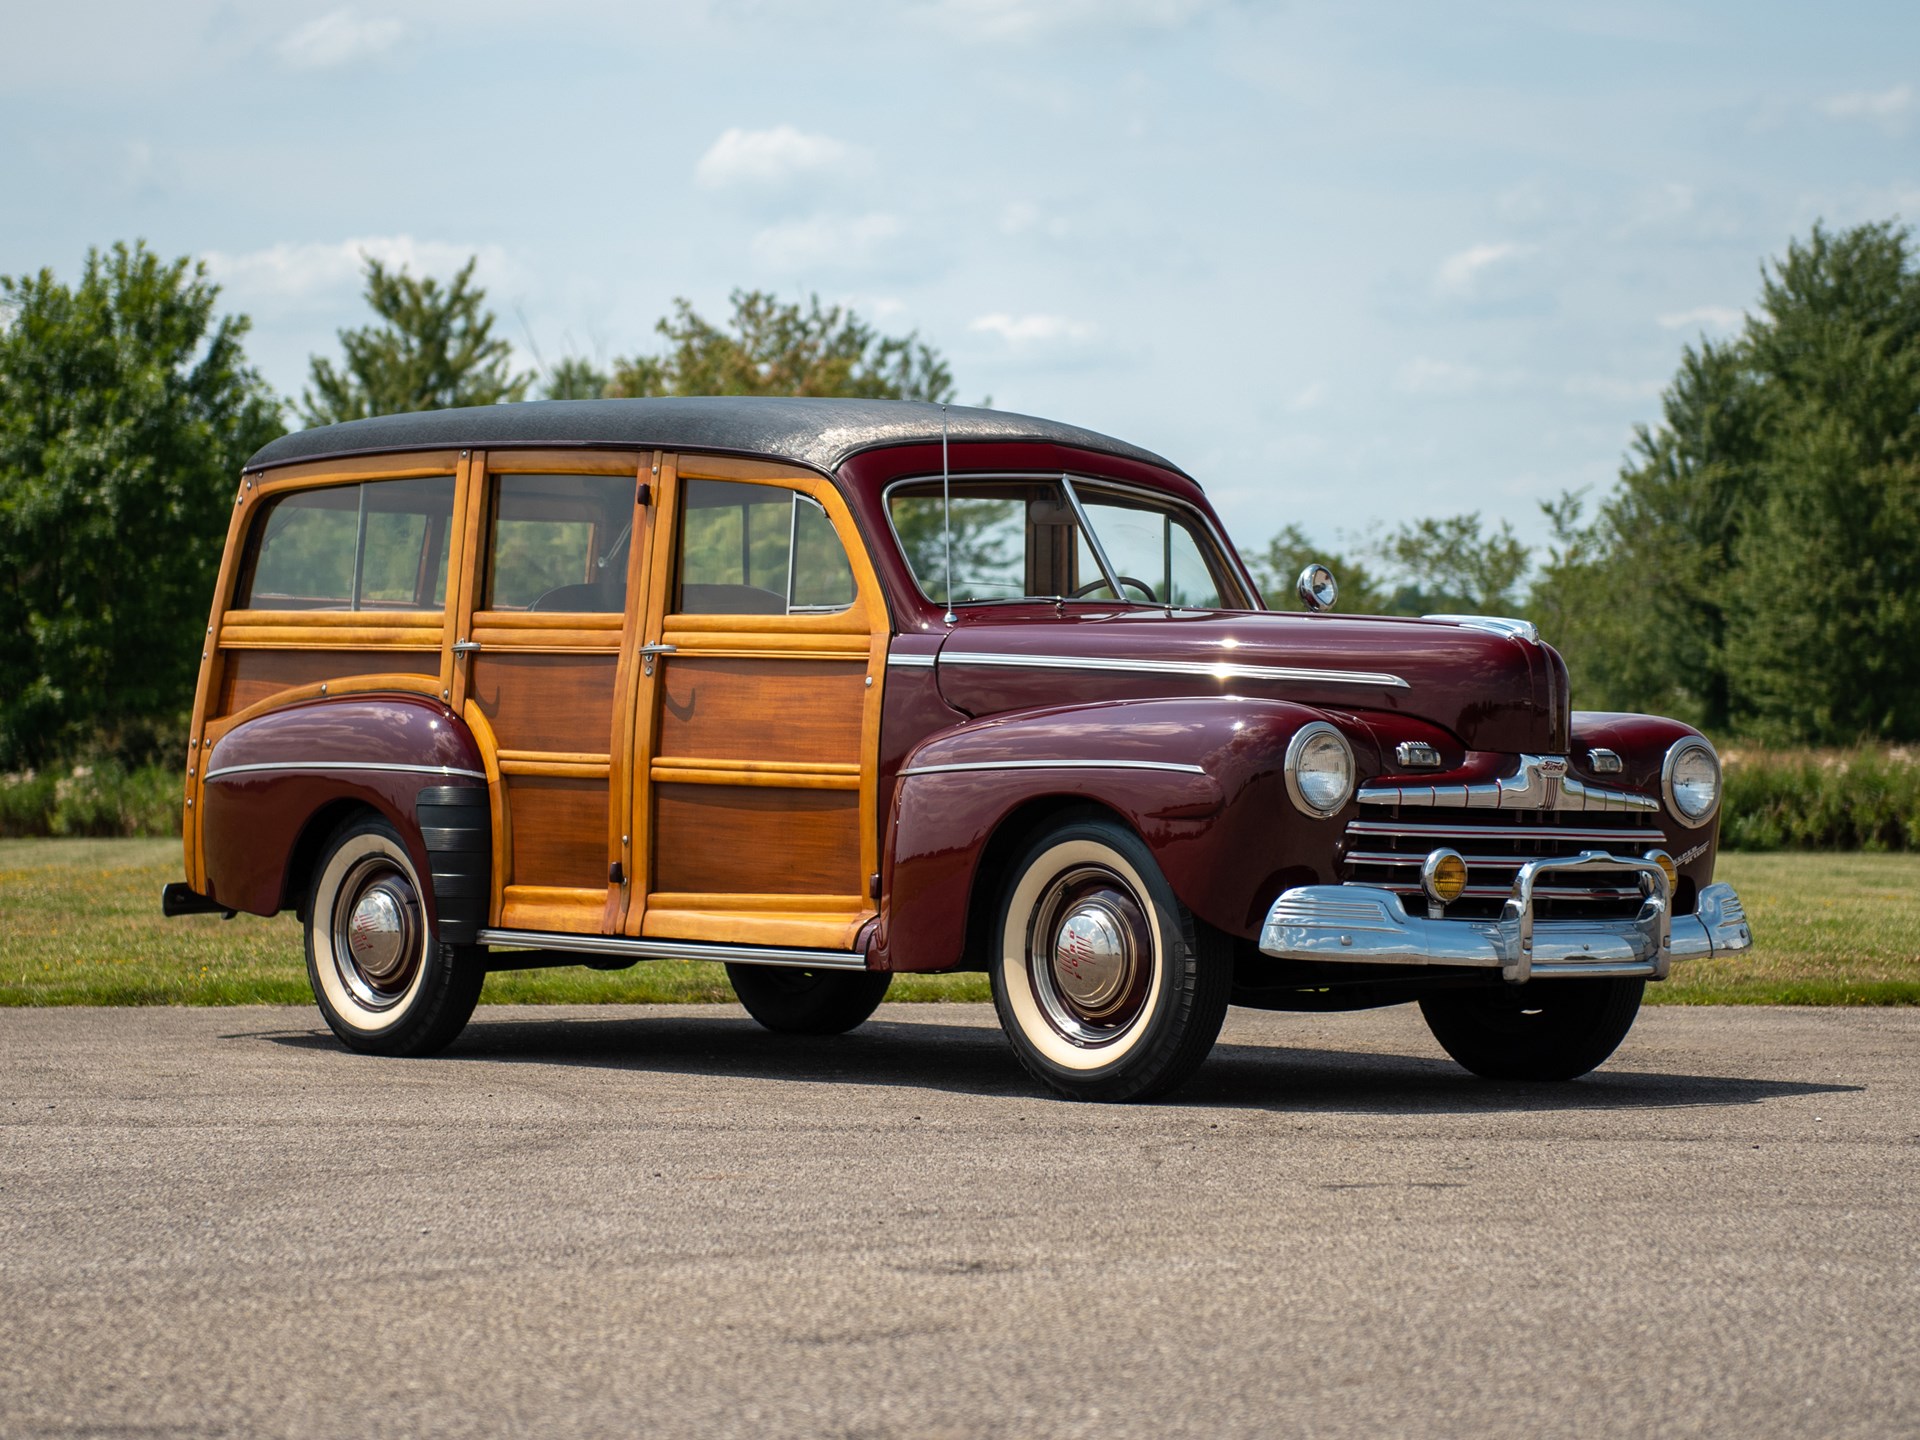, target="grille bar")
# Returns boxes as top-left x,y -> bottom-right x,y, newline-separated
1347,820 -> 1666,844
